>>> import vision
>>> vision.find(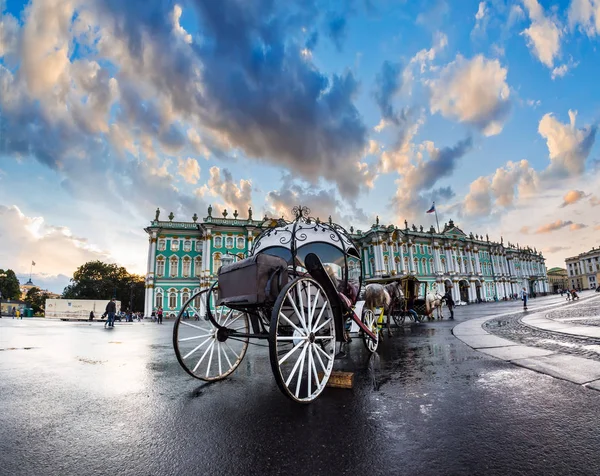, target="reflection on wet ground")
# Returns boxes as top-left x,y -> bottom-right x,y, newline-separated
2,313 -> 600,475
